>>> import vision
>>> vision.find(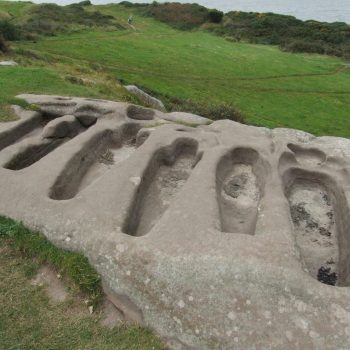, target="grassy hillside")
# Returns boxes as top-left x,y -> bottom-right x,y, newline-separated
0,0 -> 33,17
0,1 -> 125,38
0,51 -> 138,121
220,11 -> 350,58
134,2 -> 350,59
0,1 -> 349,138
